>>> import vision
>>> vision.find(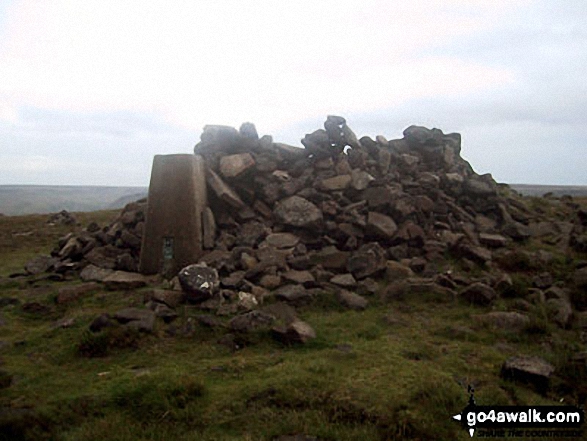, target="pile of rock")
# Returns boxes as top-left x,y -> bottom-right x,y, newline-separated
39,117 -> 587,334
39,200 -> 146,275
